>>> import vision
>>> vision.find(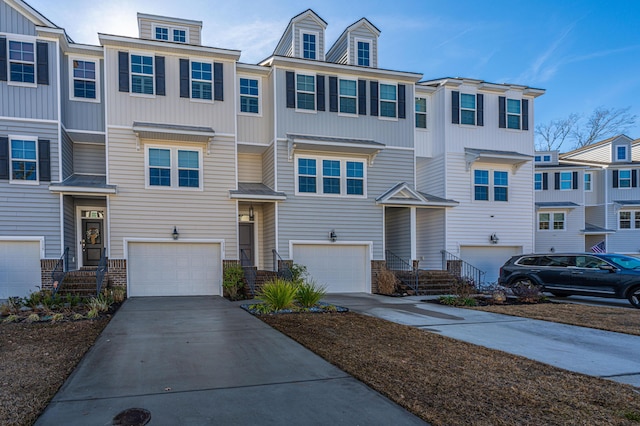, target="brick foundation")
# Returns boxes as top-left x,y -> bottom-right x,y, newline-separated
40,259 -> 58,291
107,259 -> 127,289
370,260 -> 386,294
